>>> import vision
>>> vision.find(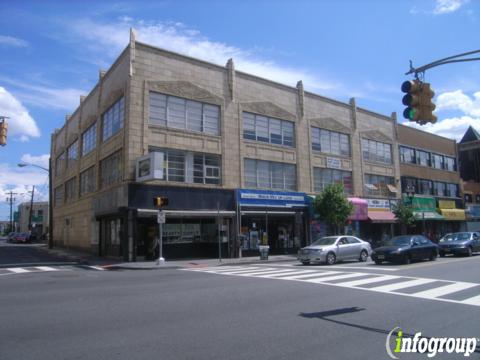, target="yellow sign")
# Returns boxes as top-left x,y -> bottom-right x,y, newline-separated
440,209 -> 466,221
439,200 -> 455,209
